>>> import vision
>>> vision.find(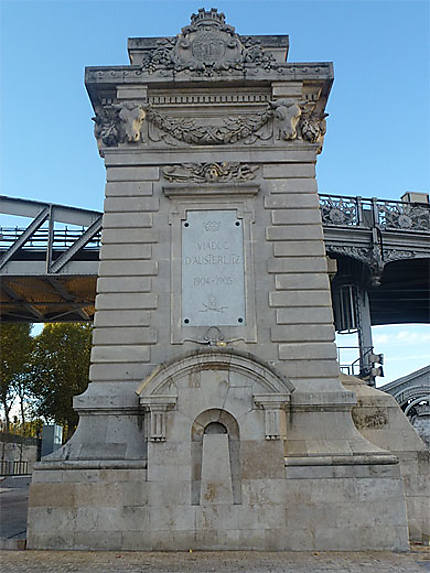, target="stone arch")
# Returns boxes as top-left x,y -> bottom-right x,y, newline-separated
136,349 -> 294,398
191,408 -> 241,506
